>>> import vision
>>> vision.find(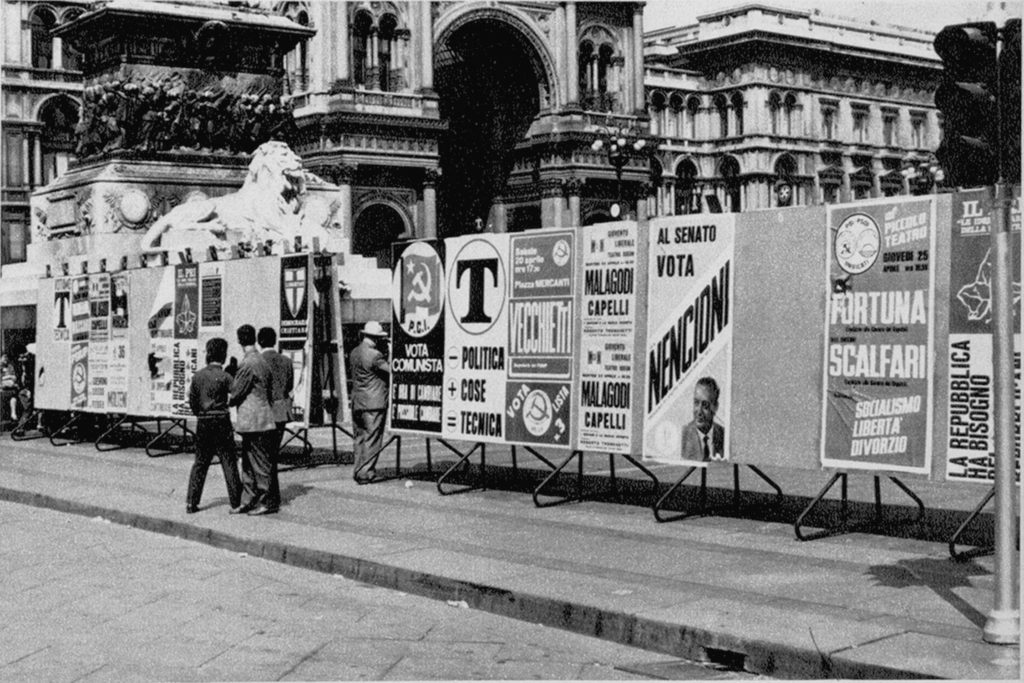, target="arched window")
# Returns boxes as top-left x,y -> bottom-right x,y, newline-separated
61,10 -> 84,71
768,91 -> 782,135
579,38 -> 616,112
668,93 -> 683,138
352,10 -> 373,87
39,96 -> 79,184
676,160 -> 699,214
648,90 -> 666,136
378,13 -> 398,92
288,10 -> 310,91
31,8 -> 57,69
354,203 -> 406,268
730,92 -> 744,136
578,40 -> 593,104
774,154 -> 798,207
685,96 -> 700,139
784,93 -> 798,136
713,94 -> 729,139
719,156 -> 741,212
